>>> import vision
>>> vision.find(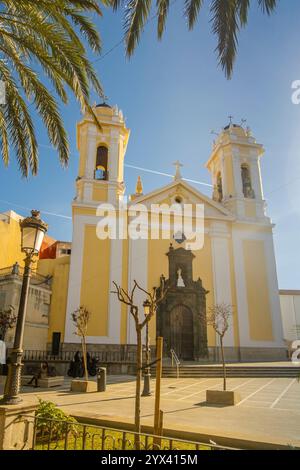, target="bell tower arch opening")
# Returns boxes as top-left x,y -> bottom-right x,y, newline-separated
241,163 -> 255,199
216,171 -> 223,202
95,145 -> 108,180
75,102 -> 130,204
206,122 -> 267,220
